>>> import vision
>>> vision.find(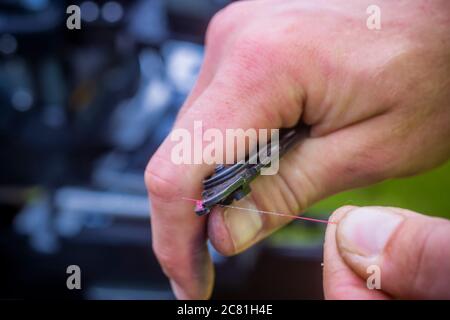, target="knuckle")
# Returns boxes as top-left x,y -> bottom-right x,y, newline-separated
383,217 -> 450,298
206,13 -> 226,43
145,156 -> 182,202
409,225 -> 434,290
232,32 -> 269,64
406,221 -> 448,297
226,30 -> 284,85
206,2 -> 245,42
215,34 -> 272,95
341,144 -> 397,184
208,8 -> 229,30
216,1 -> 247,22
